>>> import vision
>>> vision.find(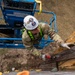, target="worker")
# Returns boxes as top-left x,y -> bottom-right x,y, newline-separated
22,15 -> 71,60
